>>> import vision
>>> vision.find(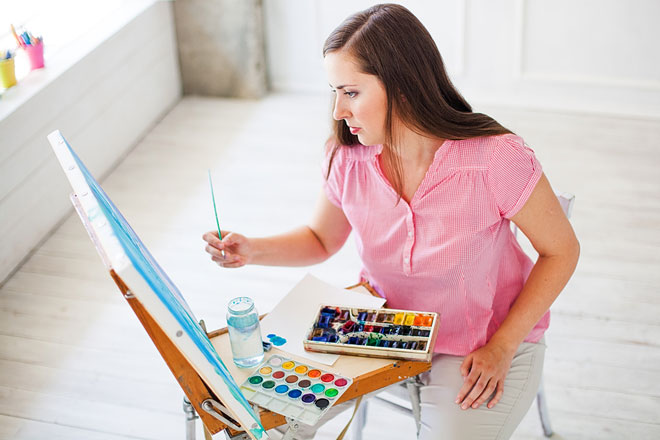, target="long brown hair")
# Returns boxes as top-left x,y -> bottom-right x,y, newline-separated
323,3 -> 512,198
